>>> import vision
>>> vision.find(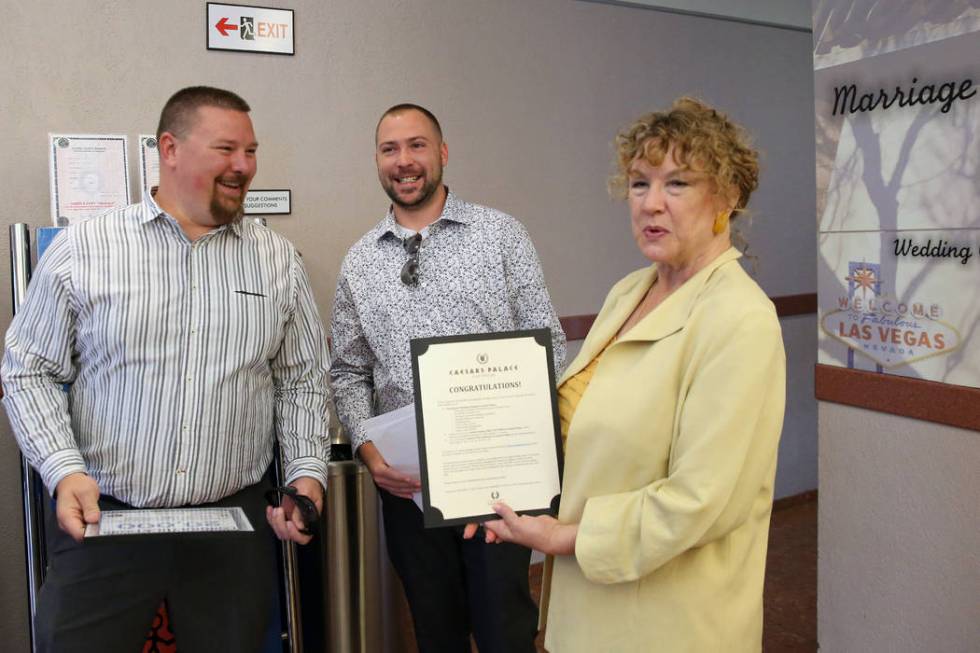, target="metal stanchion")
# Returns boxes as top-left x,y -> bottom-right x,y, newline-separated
273,448 -> 304,653
315,459 -> 382,652
9,223 -> 46,652
290,420 -> 389,653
